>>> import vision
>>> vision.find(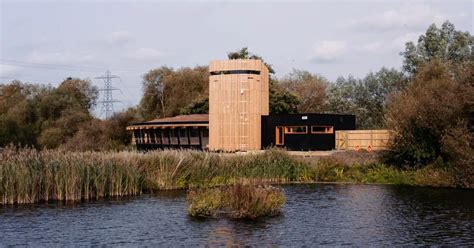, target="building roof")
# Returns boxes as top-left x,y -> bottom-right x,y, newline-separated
127,114 -> 209,130
145,114 -> 209,124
